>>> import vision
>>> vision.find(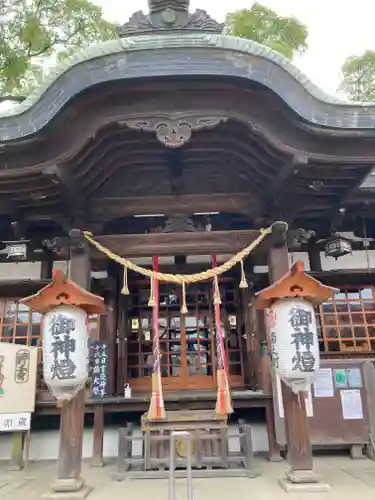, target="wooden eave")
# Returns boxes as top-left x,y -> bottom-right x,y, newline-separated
20,268 -> 107,314
0,118 -> 373,231
254,261 -> 338,309
0,88 -> 374,232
